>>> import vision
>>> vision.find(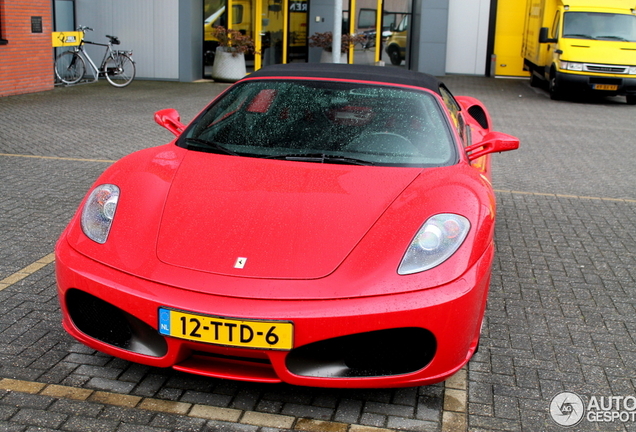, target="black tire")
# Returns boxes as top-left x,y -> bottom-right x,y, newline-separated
104,53 -> 136,88
529,72 -> 542,88
55,51 -> 86,85
387,45 -> 402,66
626,94 -> 636,105
549,71 -> 563,100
